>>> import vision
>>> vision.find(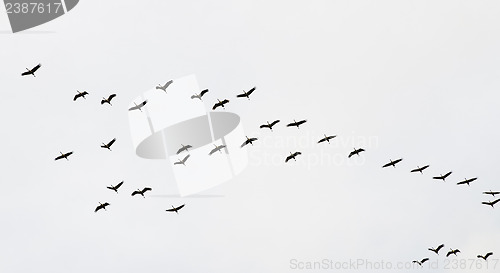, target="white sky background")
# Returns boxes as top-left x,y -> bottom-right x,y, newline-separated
0,0 -> 499,272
